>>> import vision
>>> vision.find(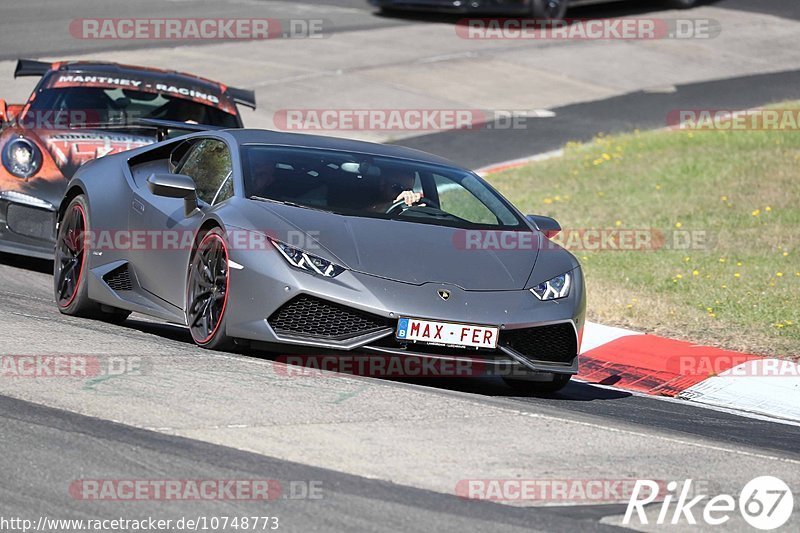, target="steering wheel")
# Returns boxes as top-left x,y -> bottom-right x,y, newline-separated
385,197 -> 423,215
